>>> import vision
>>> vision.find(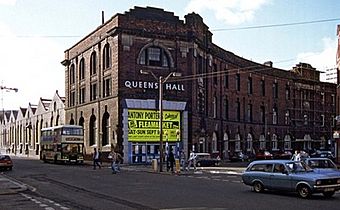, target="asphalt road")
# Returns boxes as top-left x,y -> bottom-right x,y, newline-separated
1,157 -> 340,210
